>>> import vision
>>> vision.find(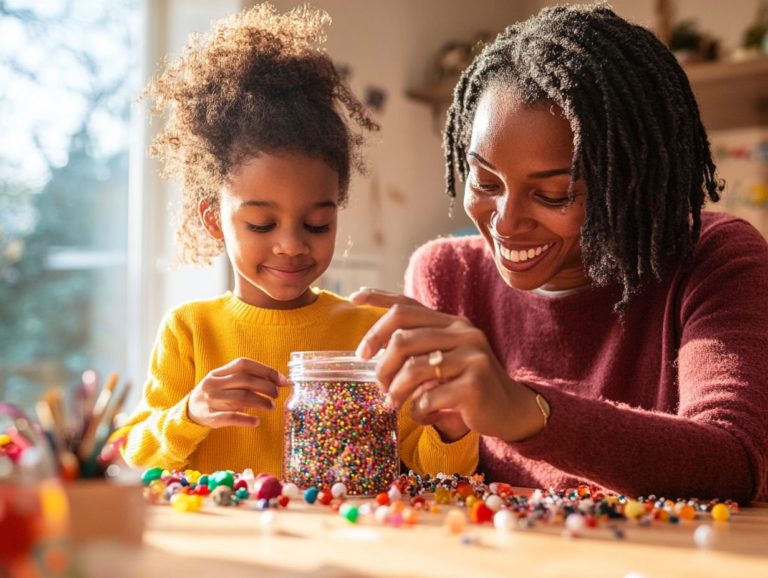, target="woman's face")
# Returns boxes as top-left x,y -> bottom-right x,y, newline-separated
464,86 -> 589,292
